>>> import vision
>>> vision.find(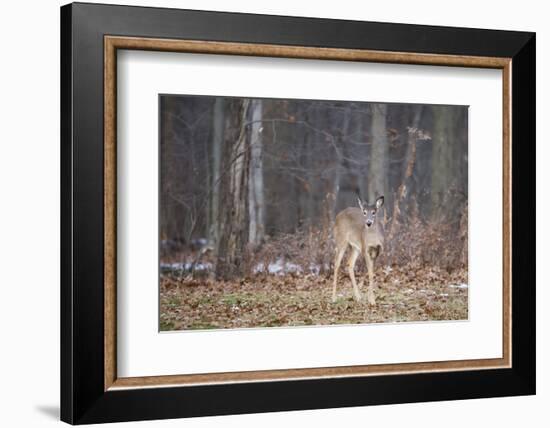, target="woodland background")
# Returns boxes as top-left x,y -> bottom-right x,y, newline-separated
159,95 -> 469,330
